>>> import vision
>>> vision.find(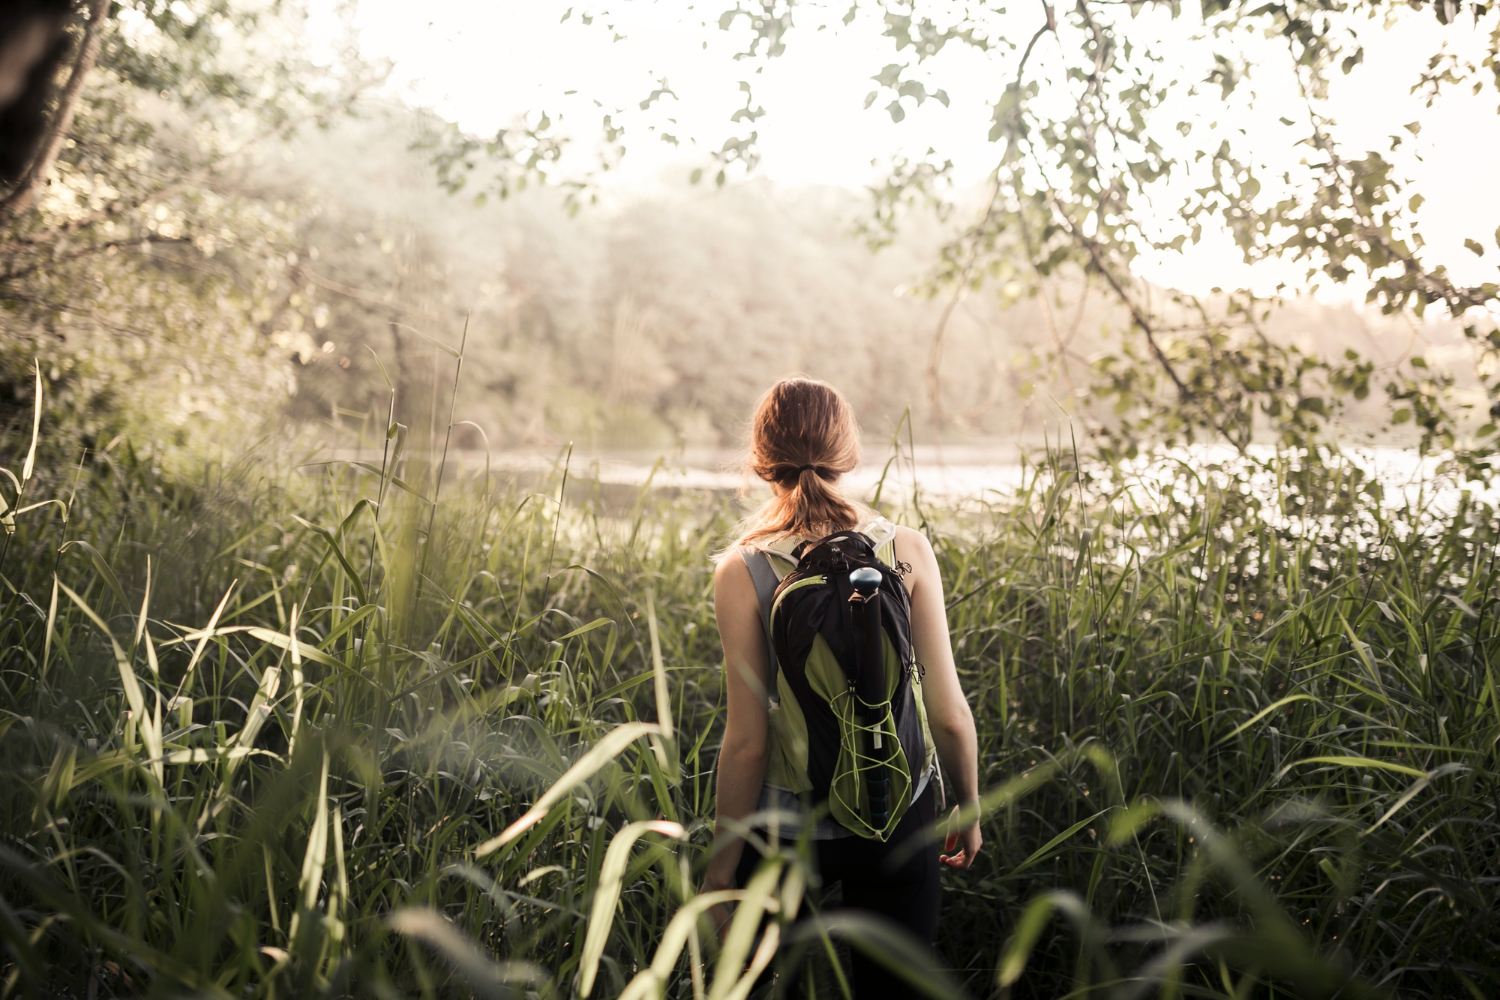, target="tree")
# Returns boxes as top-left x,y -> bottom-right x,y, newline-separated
0,0 -> 376,458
